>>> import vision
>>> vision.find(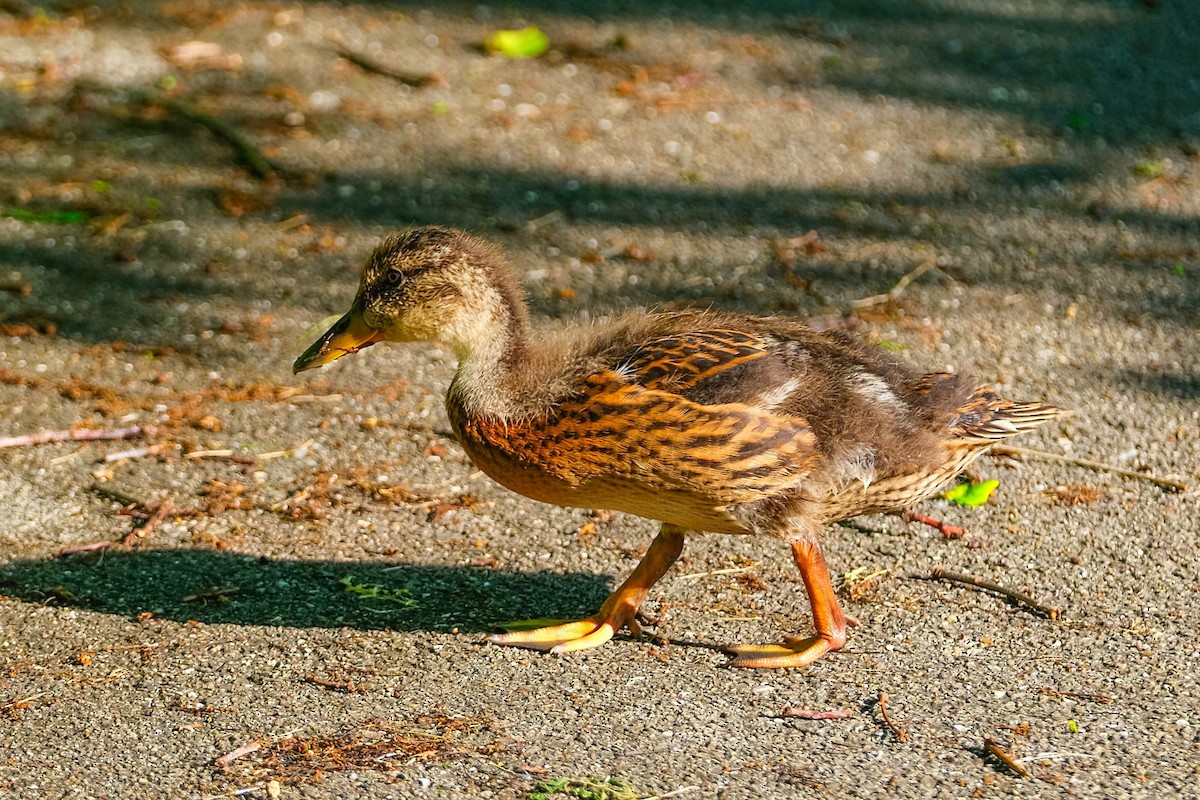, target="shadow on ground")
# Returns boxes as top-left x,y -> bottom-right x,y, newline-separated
5,162 -> 1197,348
0,549 -> 612,633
